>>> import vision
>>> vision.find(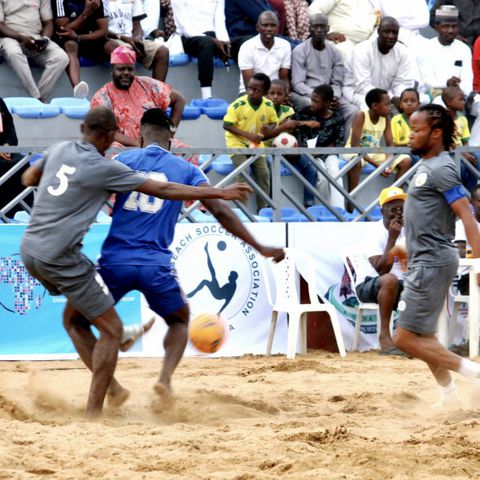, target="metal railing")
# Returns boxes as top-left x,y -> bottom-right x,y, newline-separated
1,145 -> 479,223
